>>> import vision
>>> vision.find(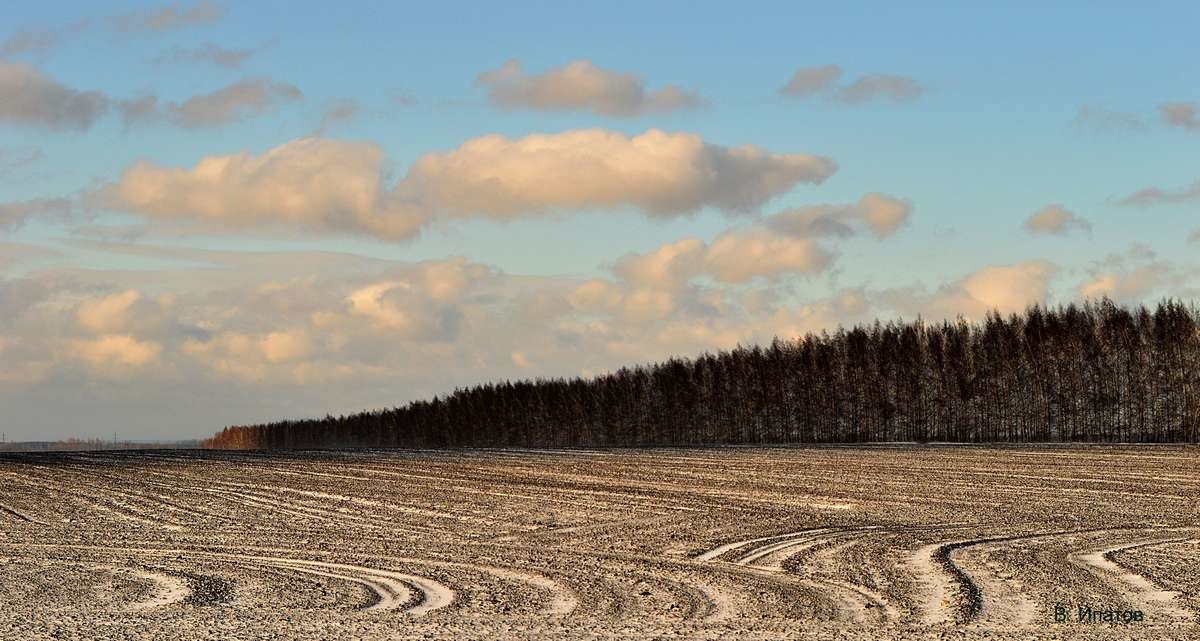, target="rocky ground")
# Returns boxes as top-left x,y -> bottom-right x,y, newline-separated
0,445 -> 1197,640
